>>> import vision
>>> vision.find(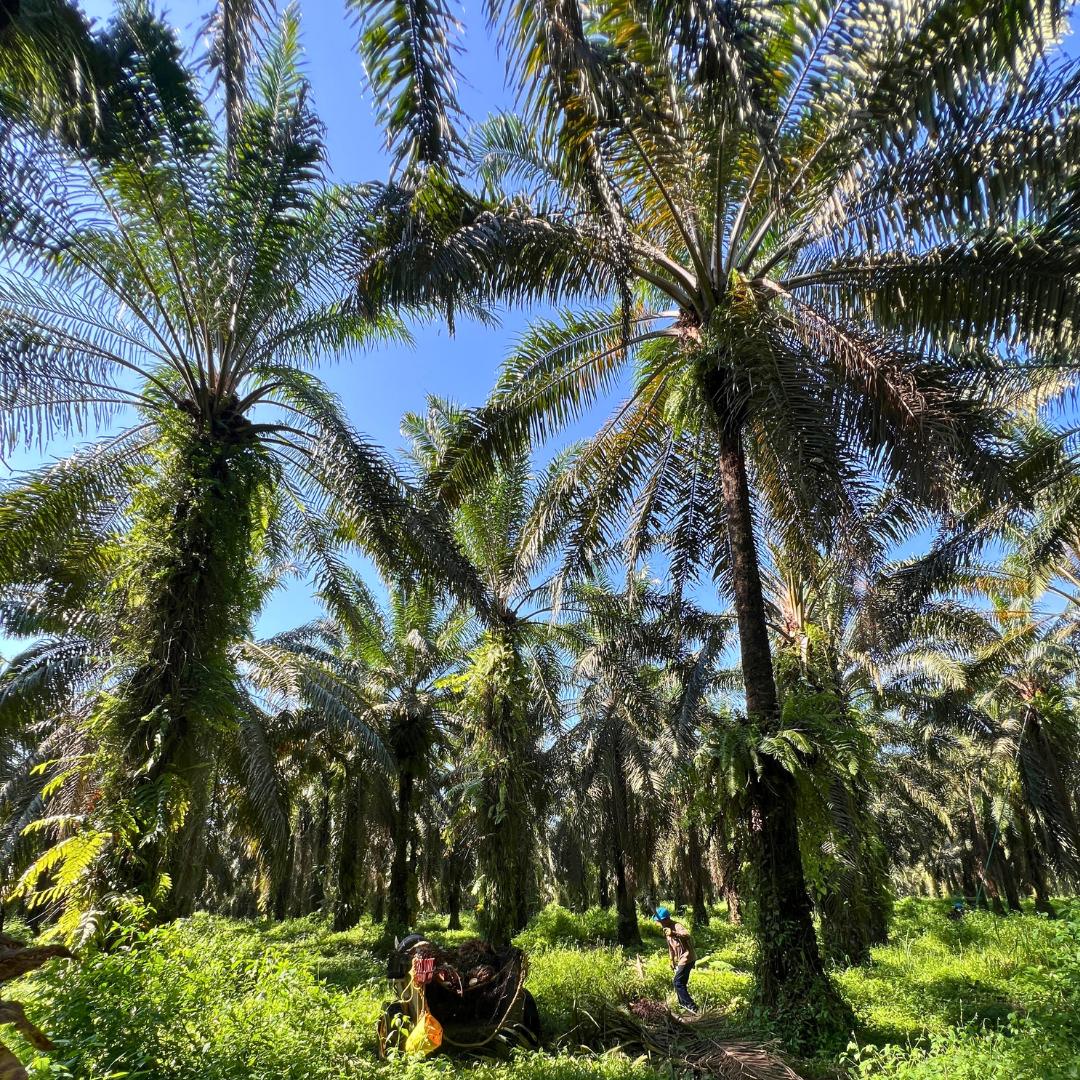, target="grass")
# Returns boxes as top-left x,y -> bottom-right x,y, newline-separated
6,897 -> 1078,1079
